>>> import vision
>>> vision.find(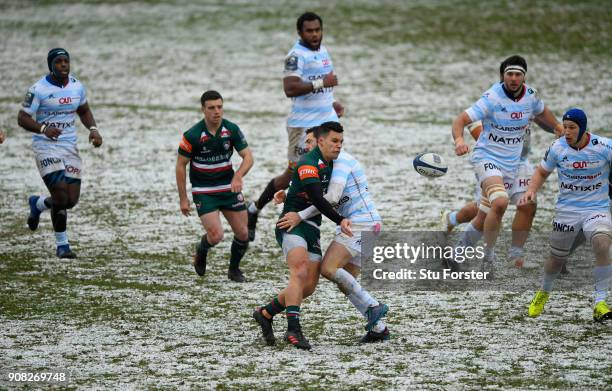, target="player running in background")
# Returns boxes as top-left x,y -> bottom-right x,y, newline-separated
521,108 -> 612,322
452,55 -> 562,266
18,48 -> 103,258
176,90 -> 254,283
276,146 -> 389,343
0,129 -> 6,144
253,122 -> 351,350
444,117 -> 558,269
247,11 -> 344,241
